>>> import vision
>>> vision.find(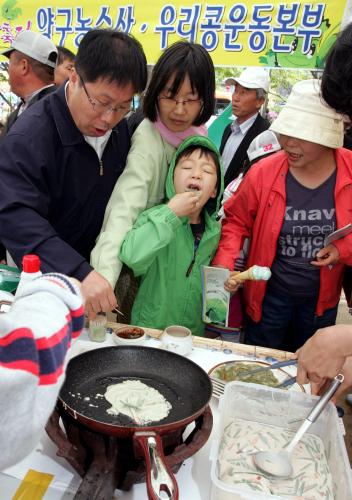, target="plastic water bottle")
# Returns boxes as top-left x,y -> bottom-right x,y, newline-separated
15,254 -> 42,296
